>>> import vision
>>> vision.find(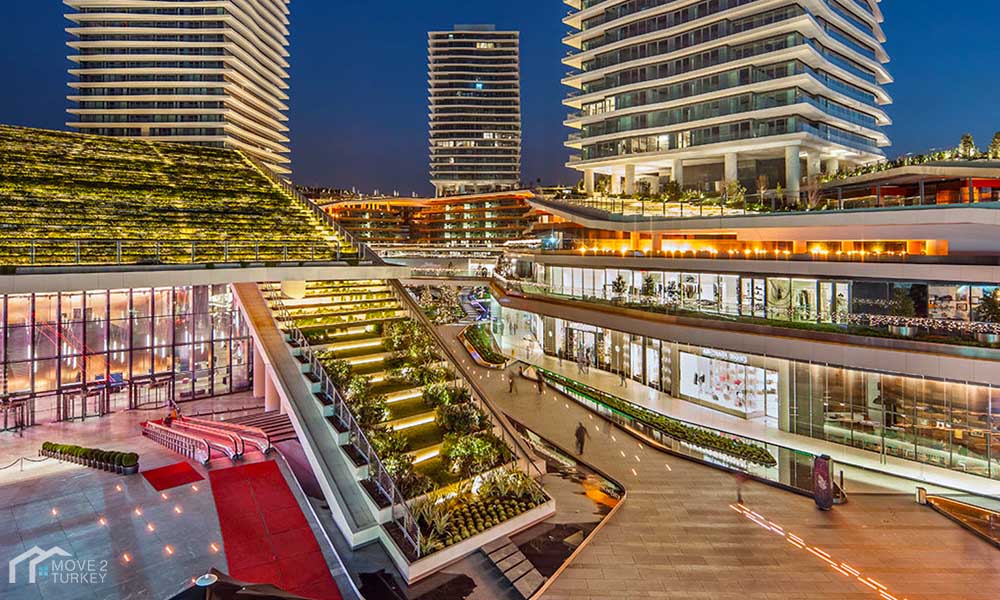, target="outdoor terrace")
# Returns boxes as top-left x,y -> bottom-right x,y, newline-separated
0,125 -> 361,267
